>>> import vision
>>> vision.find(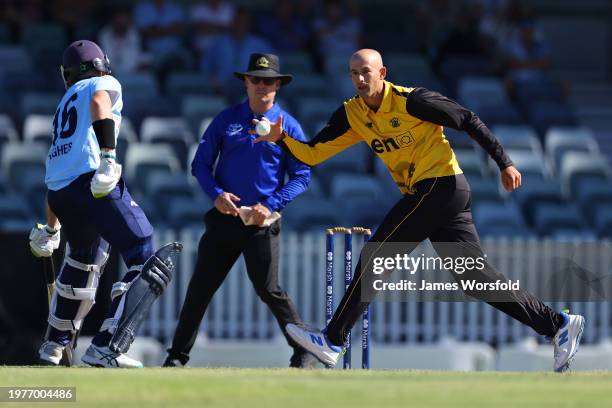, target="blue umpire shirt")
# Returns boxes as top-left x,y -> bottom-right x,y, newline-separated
192,100 -> 311,212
